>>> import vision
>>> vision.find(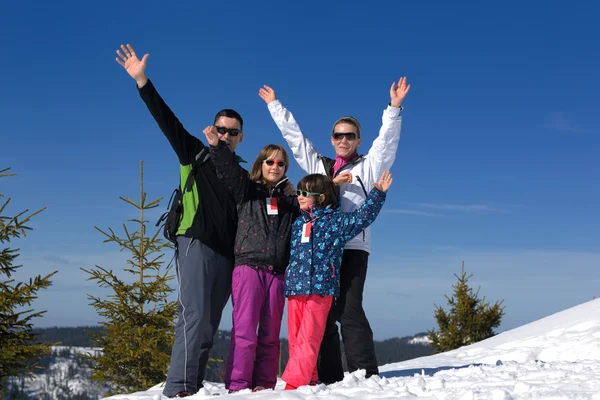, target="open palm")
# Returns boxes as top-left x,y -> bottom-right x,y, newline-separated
258,85 -> 277,105
390,77 -> 410,108
373,170 -> 393,193
116,44 -> 149,83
